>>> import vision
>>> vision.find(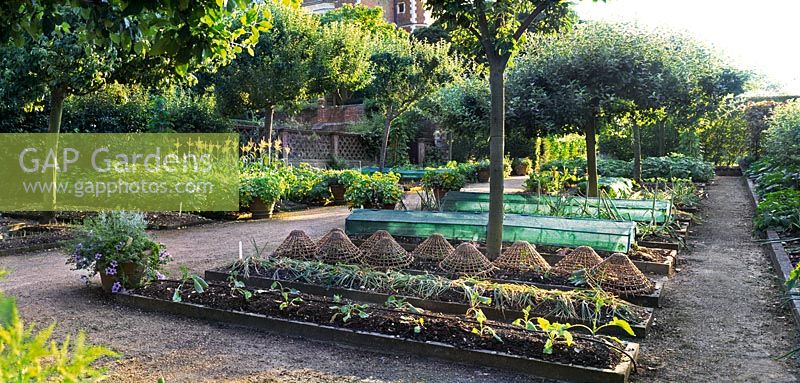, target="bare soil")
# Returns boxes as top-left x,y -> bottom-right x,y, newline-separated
0,177 -> 798,382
